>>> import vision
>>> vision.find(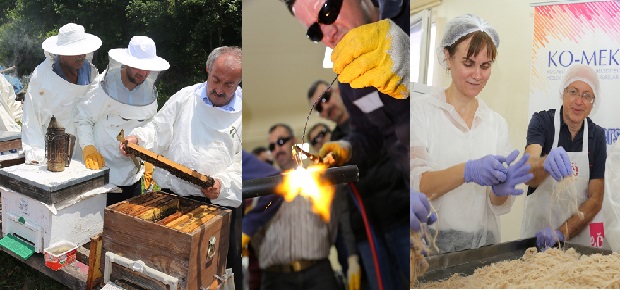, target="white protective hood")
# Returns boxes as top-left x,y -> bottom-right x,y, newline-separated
22,57 -> 98,164
75,70 -> 157,186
